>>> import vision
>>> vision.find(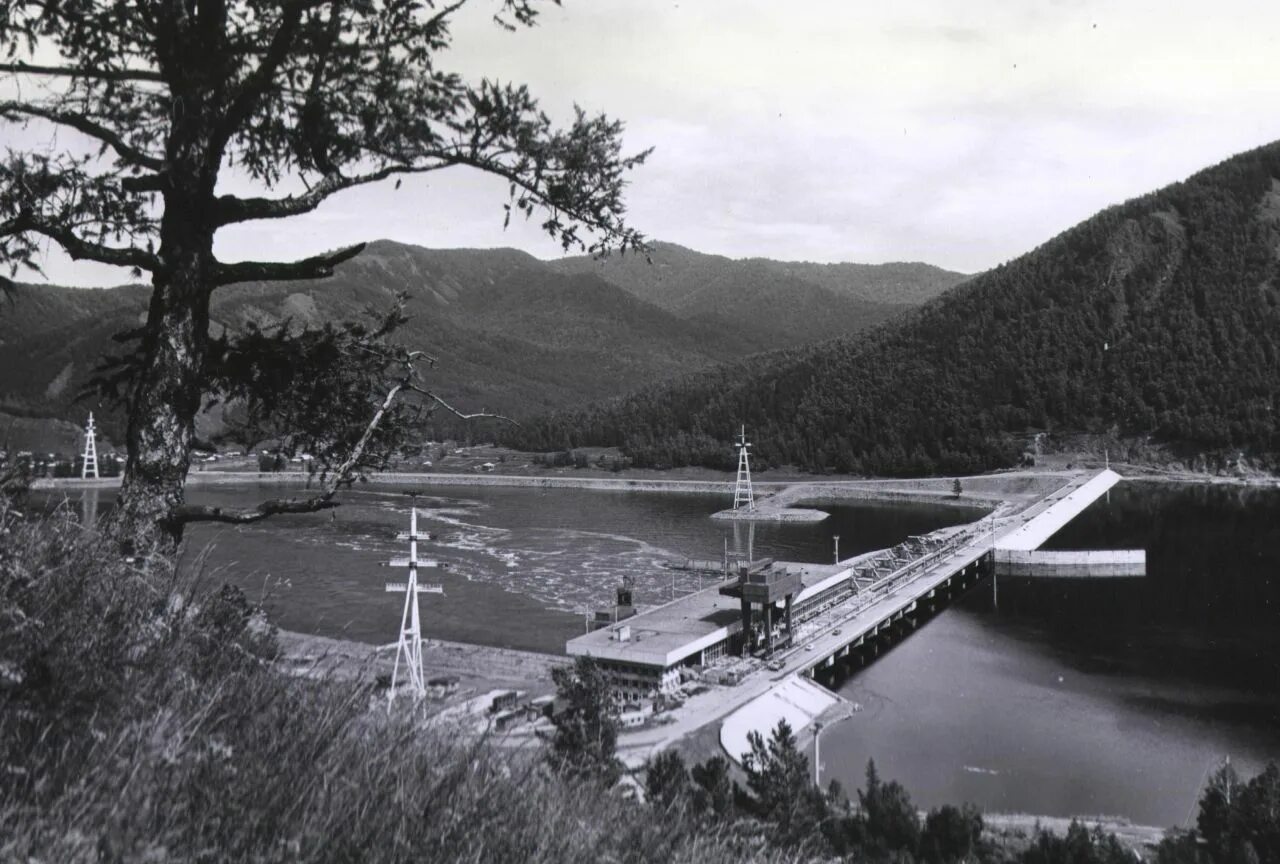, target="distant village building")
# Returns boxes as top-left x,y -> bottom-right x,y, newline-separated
427,675 -> 460,697
488,690 -> 519,714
